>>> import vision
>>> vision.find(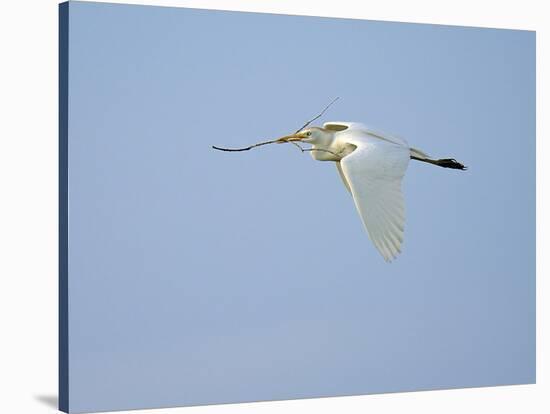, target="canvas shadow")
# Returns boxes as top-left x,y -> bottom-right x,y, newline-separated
35,394 -> 58,409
